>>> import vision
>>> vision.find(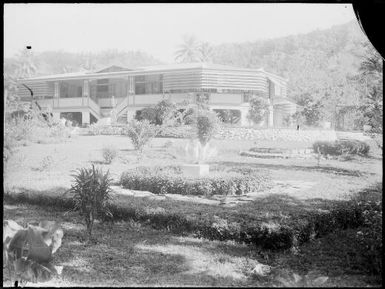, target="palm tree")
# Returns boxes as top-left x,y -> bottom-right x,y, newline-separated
174,35 -> 201,63
199,42 -> 214,63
